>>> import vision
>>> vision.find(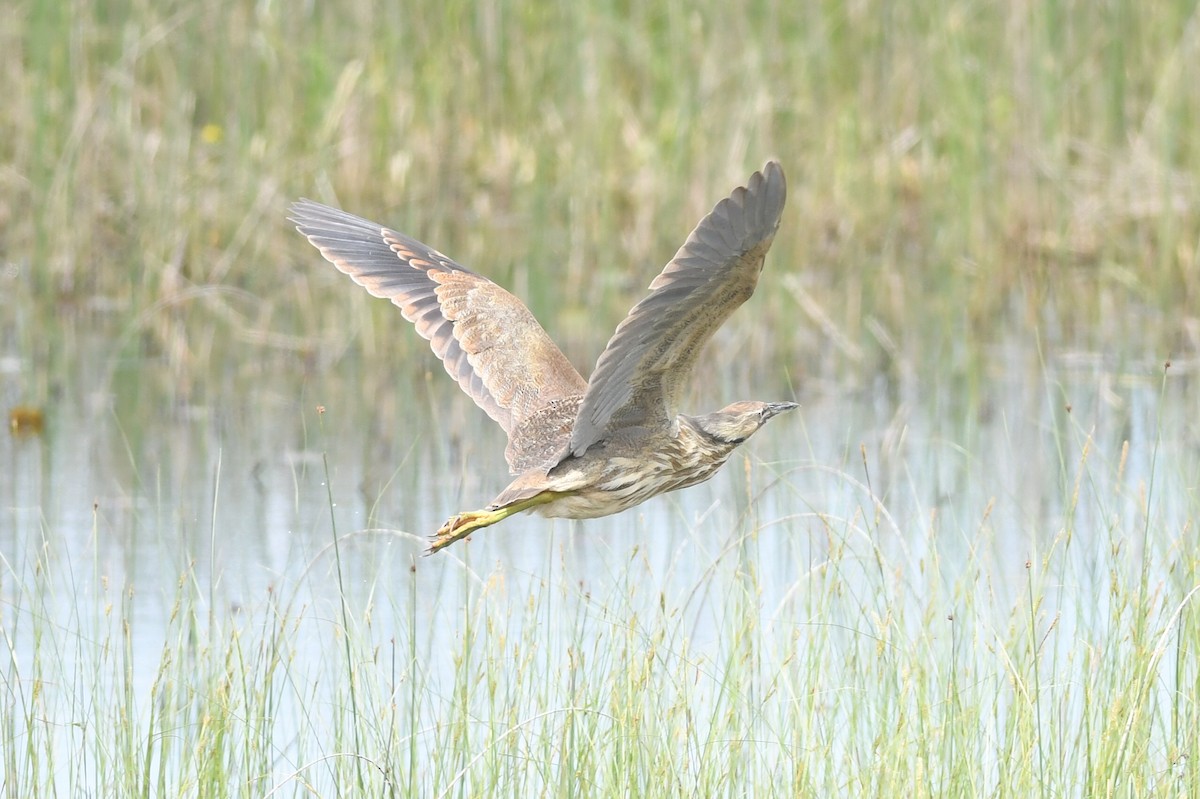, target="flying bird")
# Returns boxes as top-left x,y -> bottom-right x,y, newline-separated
291,161 -> 795,553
